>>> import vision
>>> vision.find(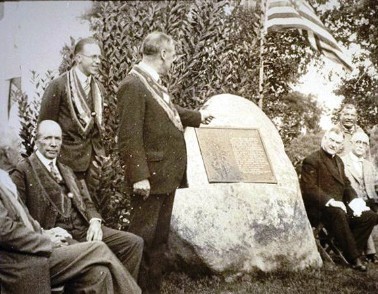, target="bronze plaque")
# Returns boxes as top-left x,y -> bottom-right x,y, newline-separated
195,128 -> 277,183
